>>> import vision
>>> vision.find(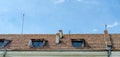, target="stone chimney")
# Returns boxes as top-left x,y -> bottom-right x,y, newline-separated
56,33 -> 60,44
104,24 -> 112,49
104,30 -> 112,46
